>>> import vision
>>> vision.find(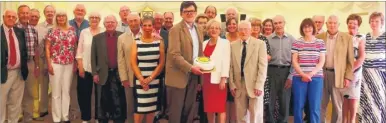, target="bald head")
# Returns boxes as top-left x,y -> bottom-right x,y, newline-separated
272,15 -> 286,34
225,7 -> 238,20
119,5 -> 131,23
154,12 -> 164,30
3,10 -> 18,28
326,15 -> 340,34
73,4 -> 86,20
127,12 -> 141,32
313,15 -> 325,31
